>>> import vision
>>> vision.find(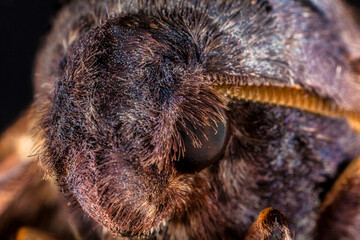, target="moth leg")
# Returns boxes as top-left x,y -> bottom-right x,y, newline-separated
316,157 -> 360,239
244,207 -> 293,240
15,227 -> 58,240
